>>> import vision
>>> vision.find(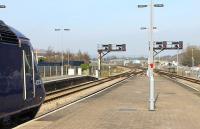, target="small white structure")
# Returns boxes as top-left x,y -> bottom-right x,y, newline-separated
68,68 -> 75,76
95,70 -> 99,78
191,67 -> 200,71
132,60 -> 141,64
123,60 -> 132,66
78,68 -> 82,75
